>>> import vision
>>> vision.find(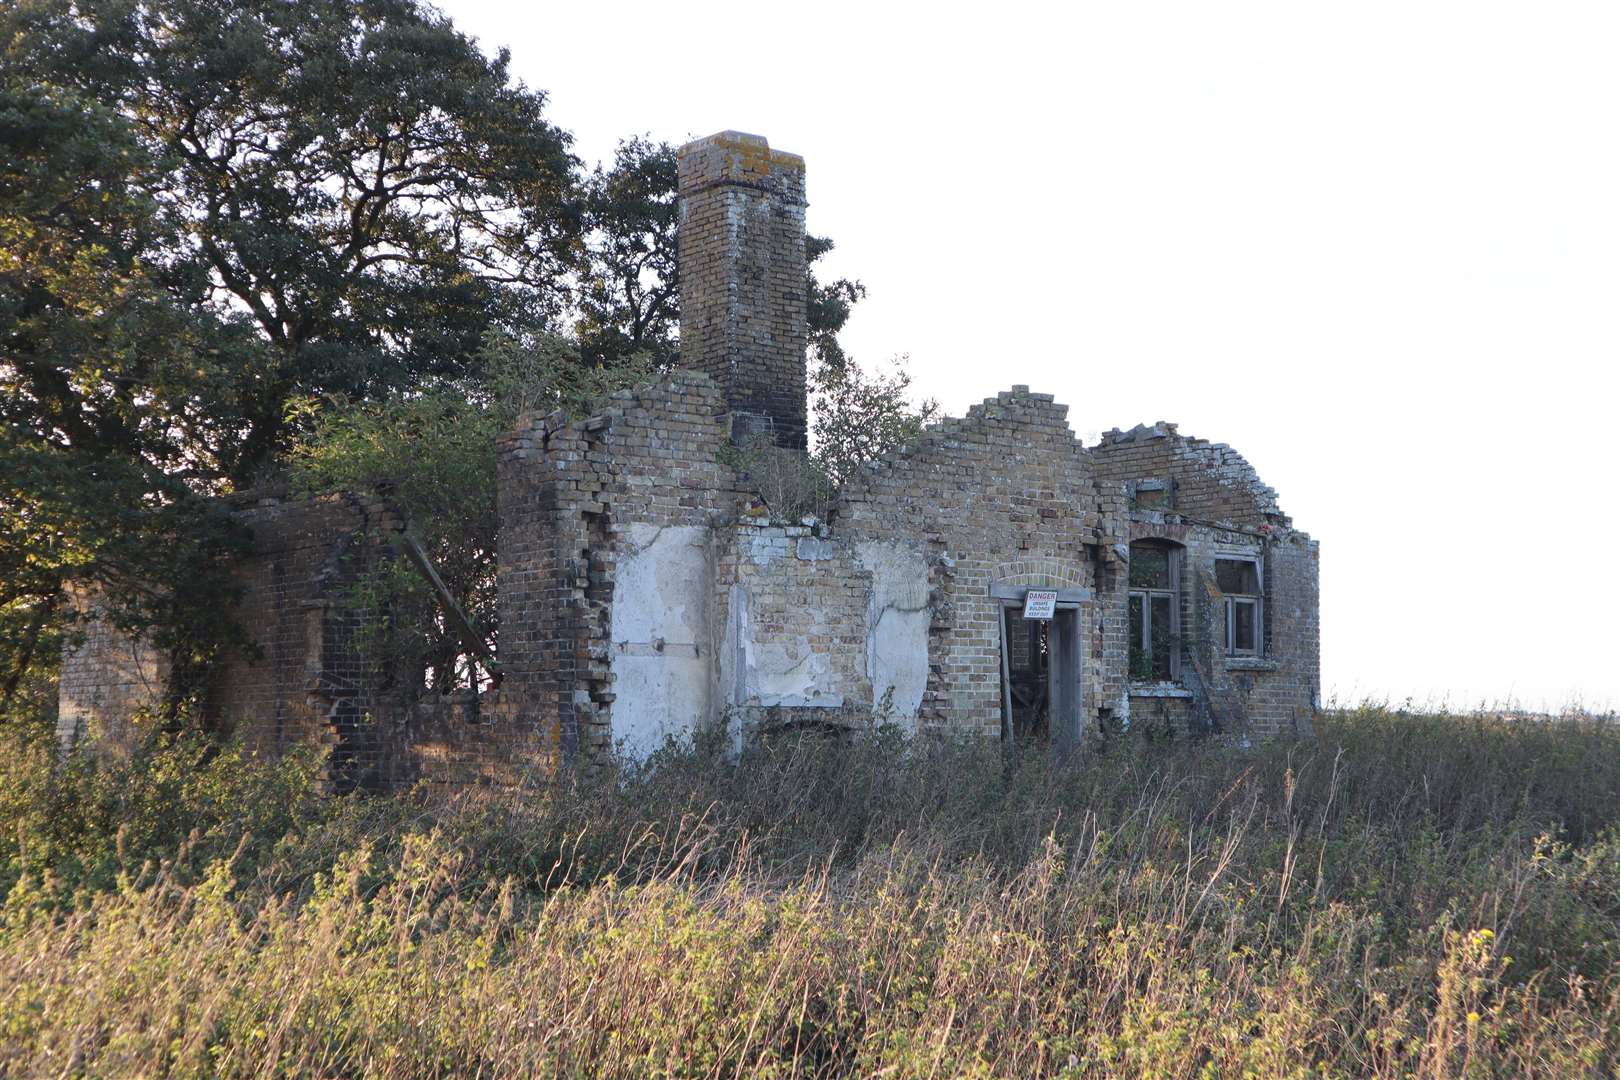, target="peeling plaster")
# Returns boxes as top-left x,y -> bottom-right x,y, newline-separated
610,523 -> 713,761
856,540 -> 931,729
